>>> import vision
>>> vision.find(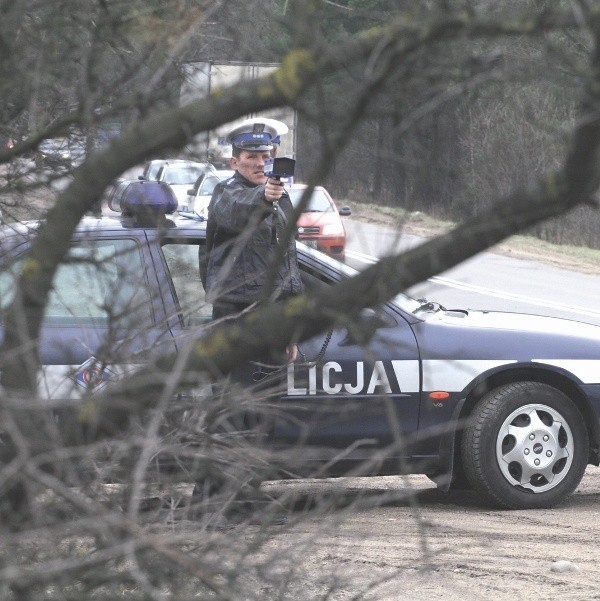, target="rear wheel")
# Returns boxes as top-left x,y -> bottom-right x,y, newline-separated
462,382 -> 588,509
